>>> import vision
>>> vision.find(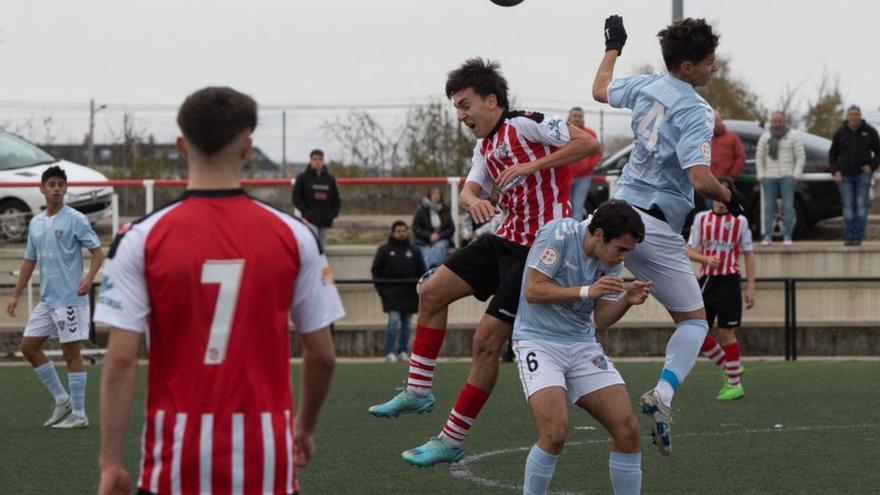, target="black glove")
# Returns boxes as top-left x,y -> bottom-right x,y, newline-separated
724,188 -> 746,217
604,15 -> 627,55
